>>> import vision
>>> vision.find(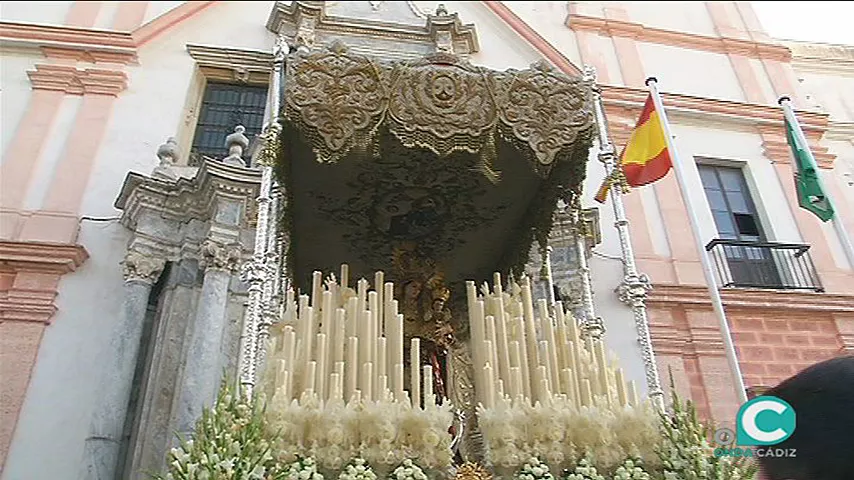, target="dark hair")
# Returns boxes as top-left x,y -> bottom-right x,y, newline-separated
756,355 -> 854,480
